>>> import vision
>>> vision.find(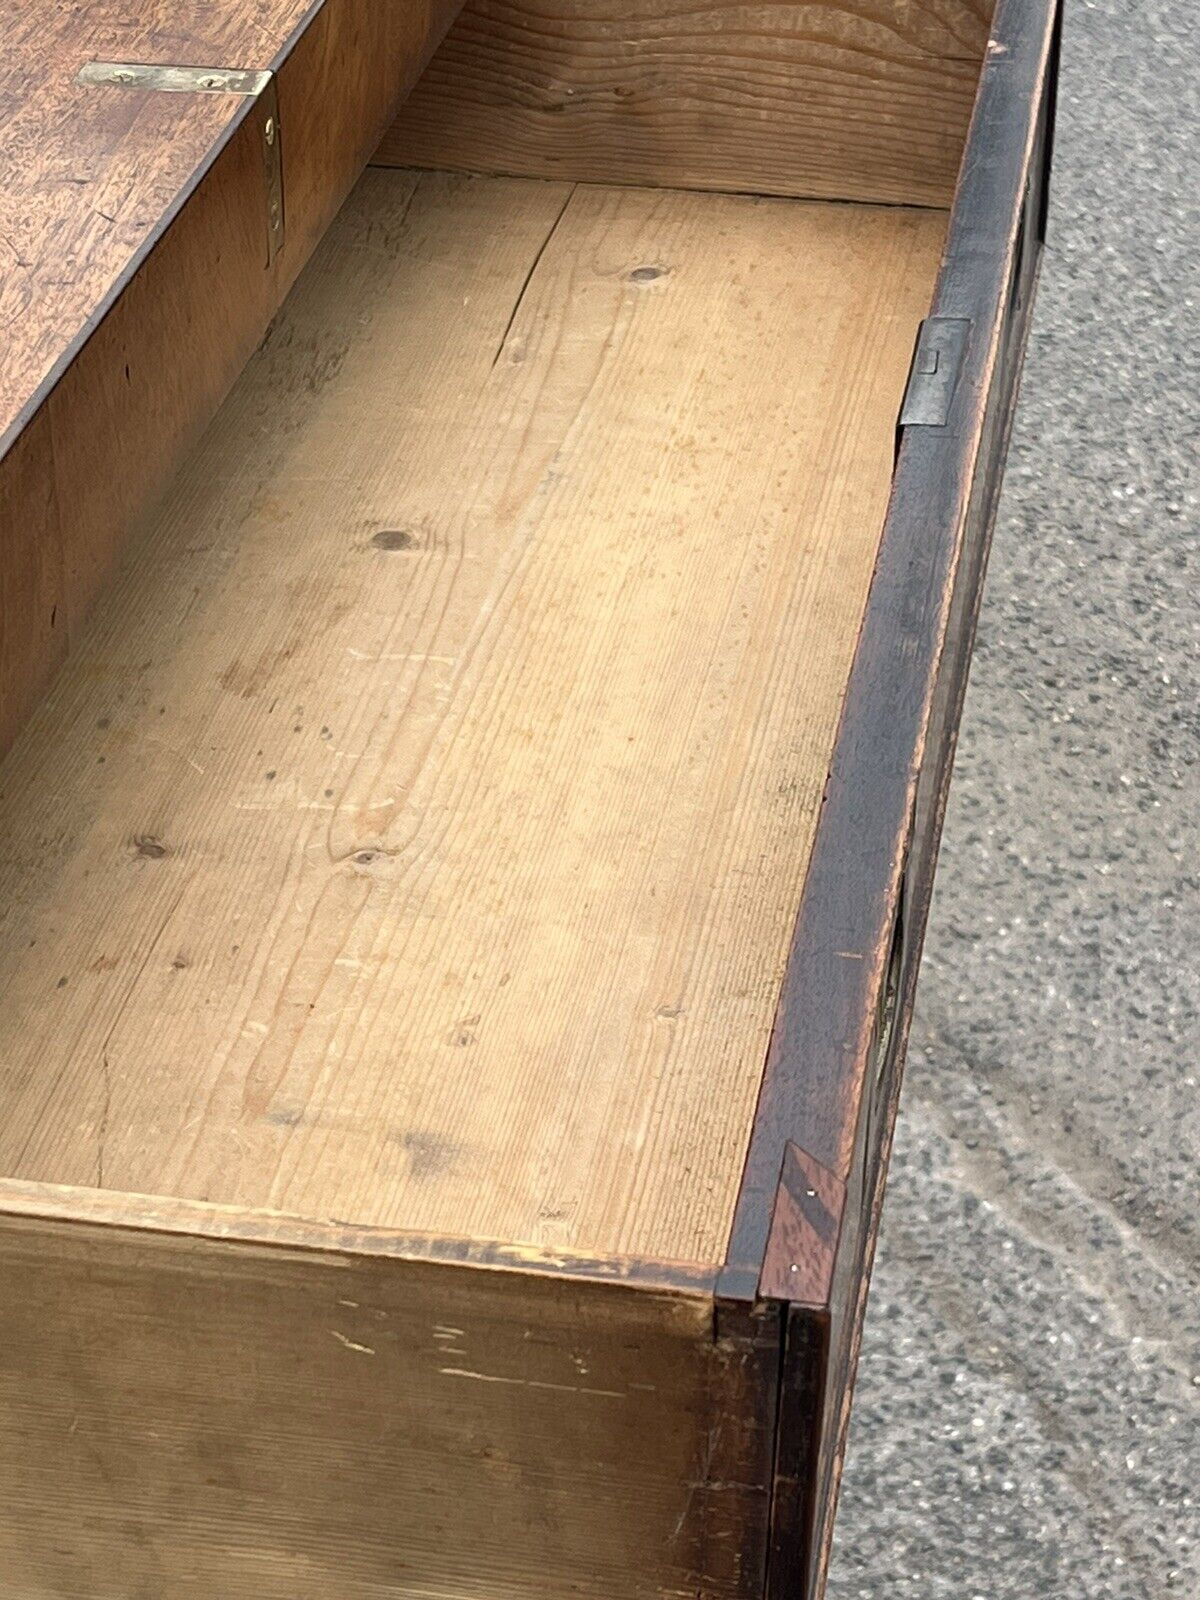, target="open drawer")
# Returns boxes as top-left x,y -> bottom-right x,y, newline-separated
0,1 -> 1060,1596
